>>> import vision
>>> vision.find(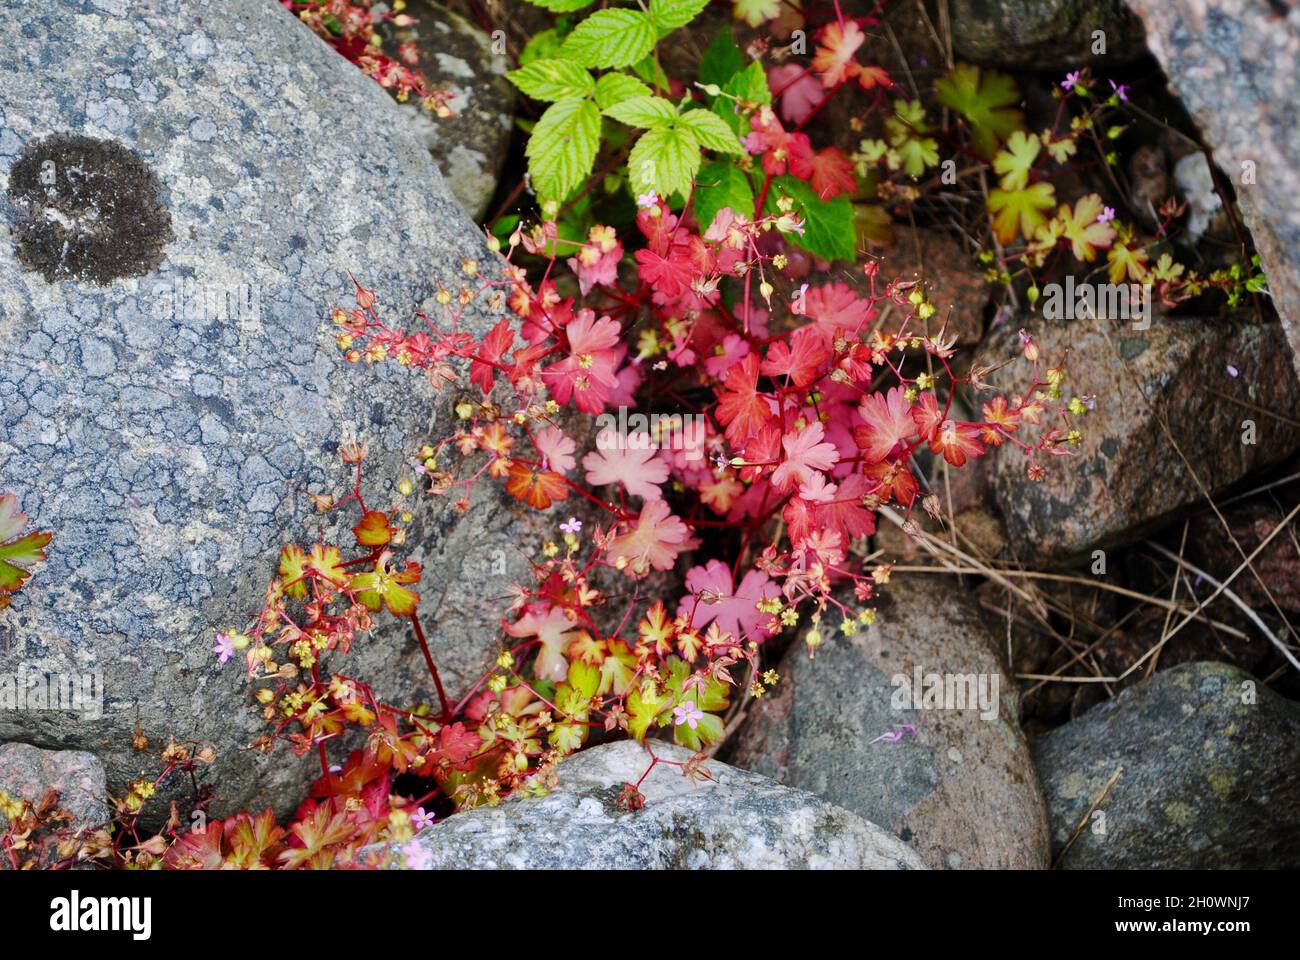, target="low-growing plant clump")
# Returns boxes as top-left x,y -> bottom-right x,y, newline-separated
4,0 -> 1275,870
